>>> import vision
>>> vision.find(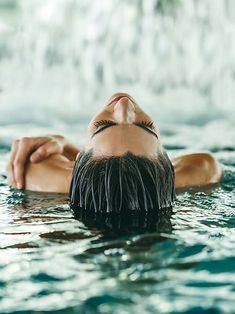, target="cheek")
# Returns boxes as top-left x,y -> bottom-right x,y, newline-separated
87,111 -> 111,132
87,114 -> 101,133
